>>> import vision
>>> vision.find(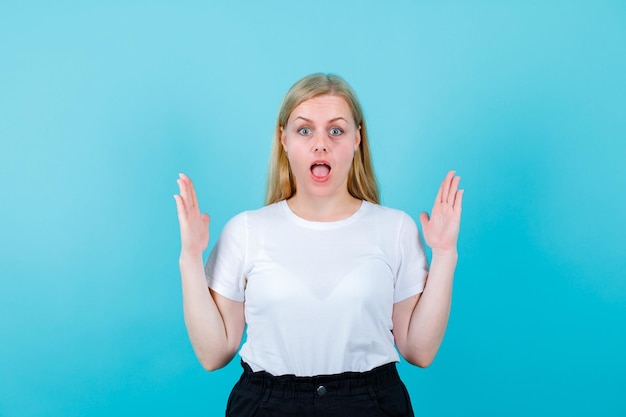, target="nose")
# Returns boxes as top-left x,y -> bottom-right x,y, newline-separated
313,132 -> 328,152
